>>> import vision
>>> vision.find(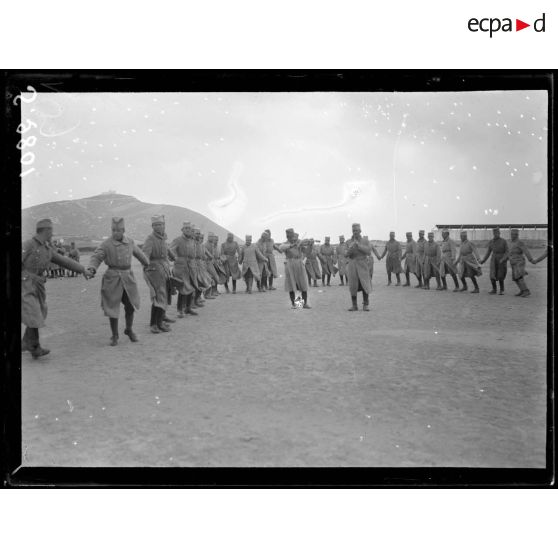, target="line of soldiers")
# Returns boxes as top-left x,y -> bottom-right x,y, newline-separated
47,240 -> 81,278
21,218 -> 550,358
379,227 -> 547,297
